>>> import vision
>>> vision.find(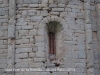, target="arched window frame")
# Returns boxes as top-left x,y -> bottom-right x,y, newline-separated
45,20 -> 63,61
